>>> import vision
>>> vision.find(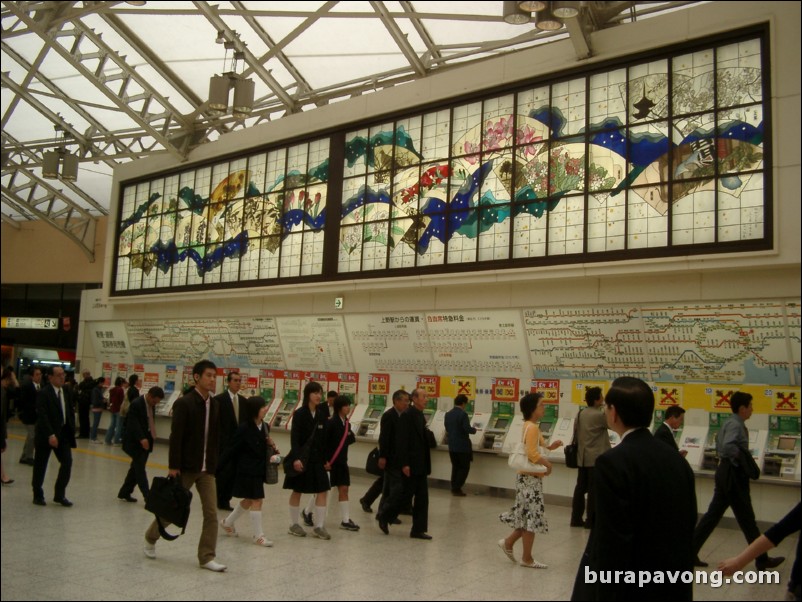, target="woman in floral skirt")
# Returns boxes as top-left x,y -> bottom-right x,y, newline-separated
498,392 -> 562,569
